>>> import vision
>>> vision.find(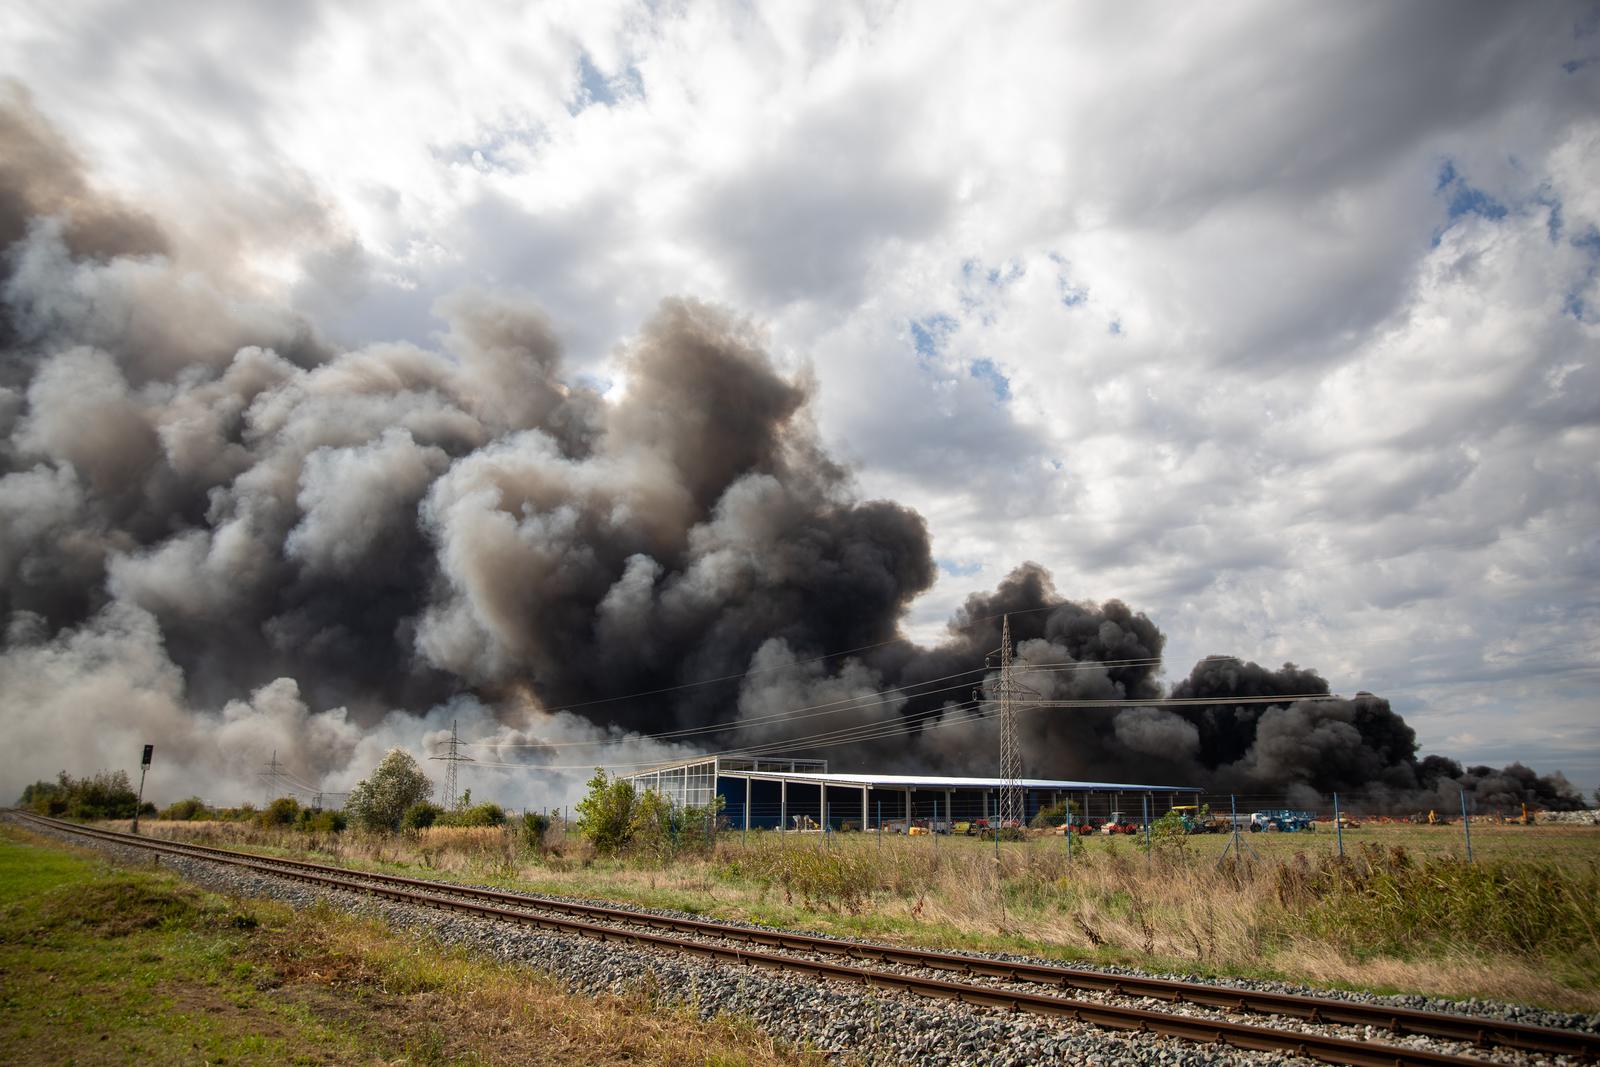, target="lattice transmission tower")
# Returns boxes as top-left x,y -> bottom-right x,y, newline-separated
430,719 -> 475,810
259,749 -> 285,807
996,615 -> 1023,829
